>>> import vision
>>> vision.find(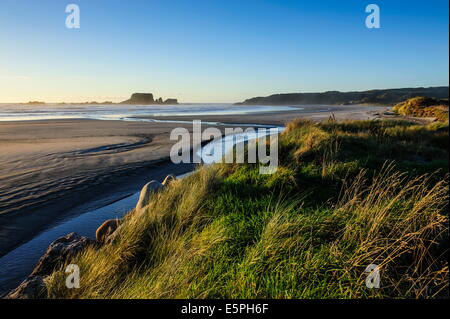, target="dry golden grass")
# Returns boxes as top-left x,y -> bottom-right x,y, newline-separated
393,96 -> 449,122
